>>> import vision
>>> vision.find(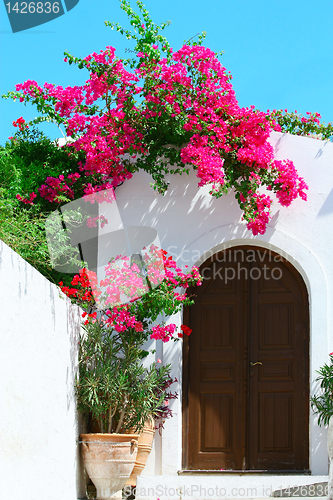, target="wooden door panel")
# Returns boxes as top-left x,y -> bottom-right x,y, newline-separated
184,247 -> 309,471
201,393 -> 234,451
249,253 -> 309,470
196,390 -> 241,469
200,304 -> 236,349
260,361 -> 293,380
259,393 -> 293,450
259,303 -> 294,348
201,361 -> 235,381
187,257 -> 247,470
